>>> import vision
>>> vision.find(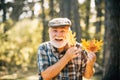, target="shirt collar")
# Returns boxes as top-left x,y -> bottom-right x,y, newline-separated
50,42 -> 69,55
